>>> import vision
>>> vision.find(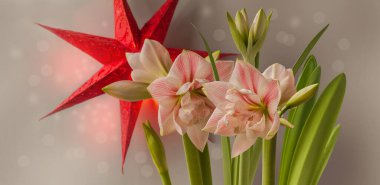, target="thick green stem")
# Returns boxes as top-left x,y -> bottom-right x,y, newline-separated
248,139 -> 262,184
238,150 -> 250,185
221,137 -> 232,185
200,144 -> 213,185
255,52 -> 260,68
262,135 -> 277,185
232,155 -> 240,185
159,170 -> 172,185
182,134 -> 204,185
